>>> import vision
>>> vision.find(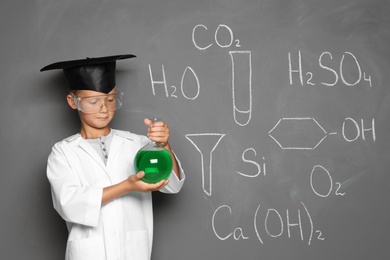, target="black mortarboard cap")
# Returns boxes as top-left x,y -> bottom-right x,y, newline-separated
40,54 -> 136,93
